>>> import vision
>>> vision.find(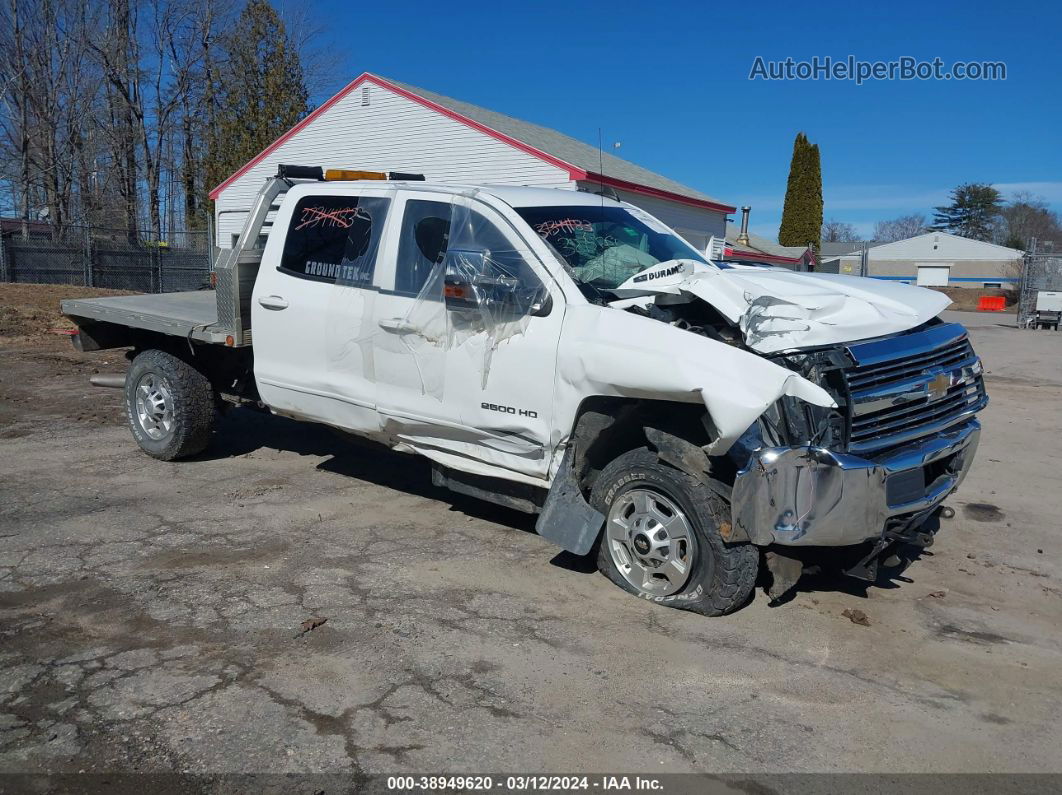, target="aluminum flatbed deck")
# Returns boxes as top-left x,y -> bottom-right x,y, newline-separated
61,290 -> 231,345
